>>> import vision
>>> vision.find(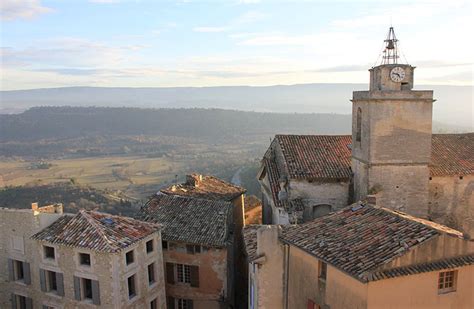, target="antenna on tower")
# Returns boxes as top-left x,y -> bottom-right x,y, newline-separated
381,26 -> 400,65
